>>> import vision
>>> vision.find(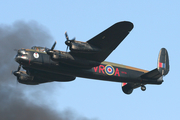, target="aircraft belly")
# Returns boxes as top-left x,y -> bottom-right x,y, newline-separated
24,60 -> 146,83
